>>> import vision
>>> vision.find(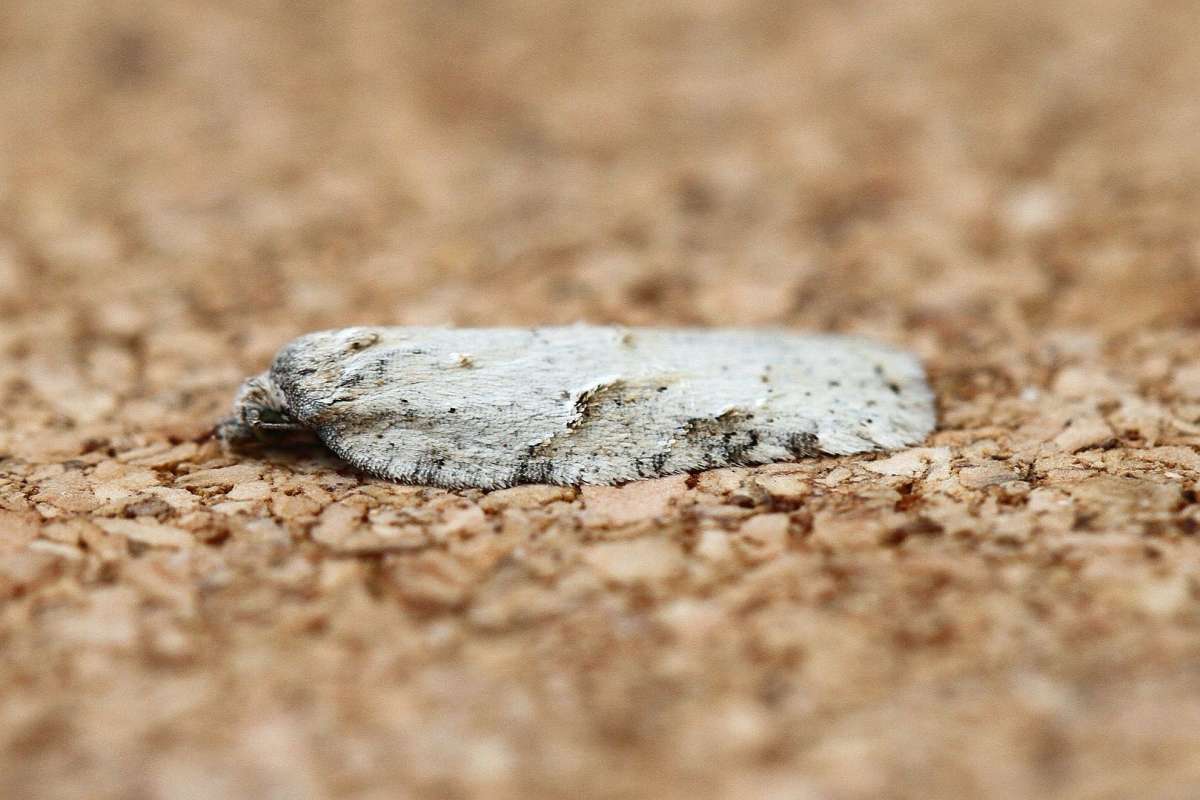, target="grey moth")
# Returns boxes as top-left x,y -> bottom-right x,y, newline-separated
220,326 -> 936,489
